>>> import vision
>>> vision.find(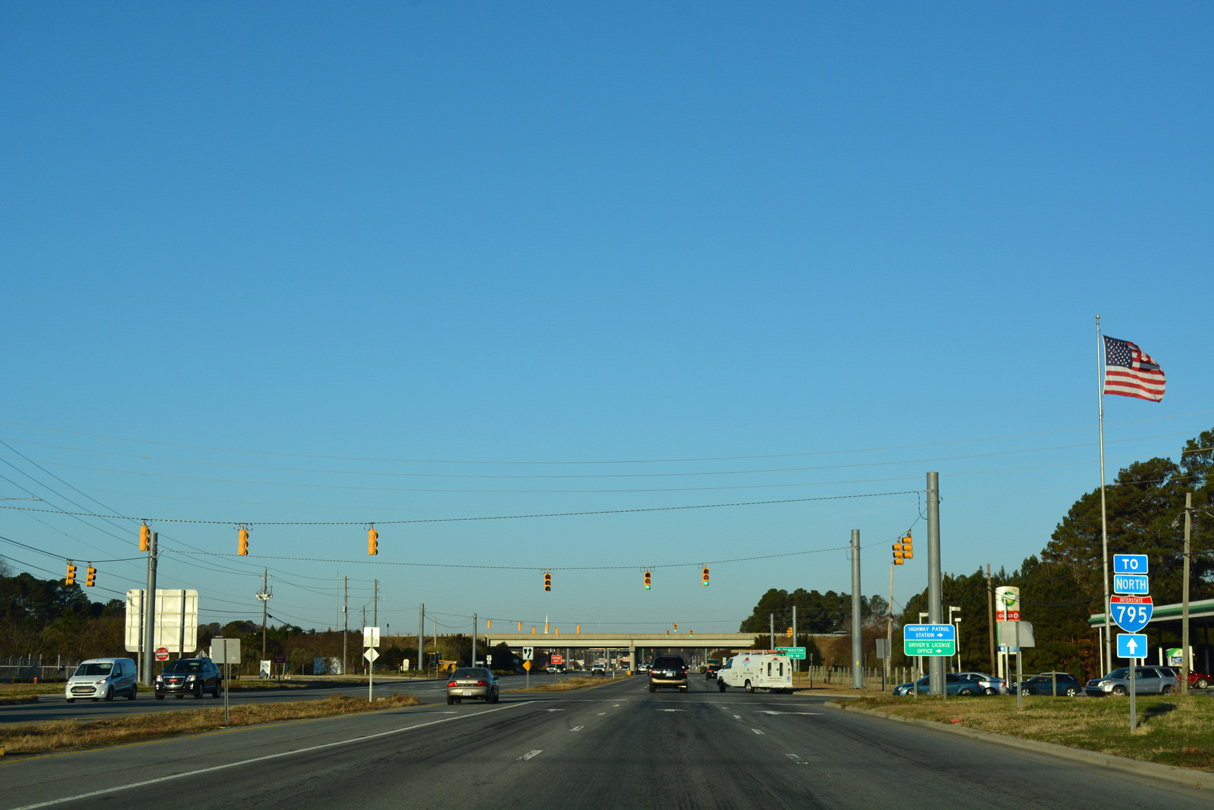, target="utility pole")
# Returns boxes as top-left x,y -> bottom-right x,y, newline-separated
257,569 -> 272,663
1182,491 -> 1192,696
373,579 -> 378,628
927,471 -> 943,696
343,576 -> 348,677
769,614 -> 774,649
851,530 -> 862,689
141,531 -> 159,686
987,564 -> 996,675
886,560 -> 894,689
419,603 -> 424,675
